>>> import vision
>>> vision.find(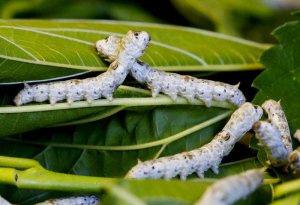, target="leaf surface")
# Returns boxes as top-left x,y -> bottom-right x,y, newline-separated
253,14 -> 300,134
0,19 -> 267,83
